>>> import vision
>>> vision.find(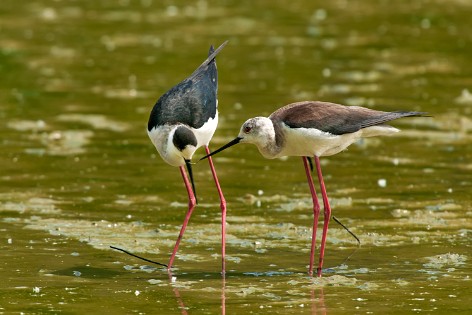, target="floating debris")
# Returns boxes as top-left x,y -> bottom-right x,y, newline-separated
56,114 -> 131,132
455,88 -> 472,105
377,178 -> 387,188
148,279 -> 163,285
311,275 -> 358,287
29,130 -> 94,156
6,119 -> 47,132
422,253 -> 467,269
